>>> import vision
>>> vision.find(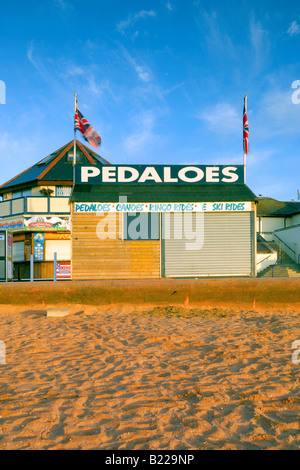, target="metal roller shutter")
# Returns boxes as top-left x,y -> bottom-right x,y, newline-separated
13,241 -> 25,262
164,212 -> 252,277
